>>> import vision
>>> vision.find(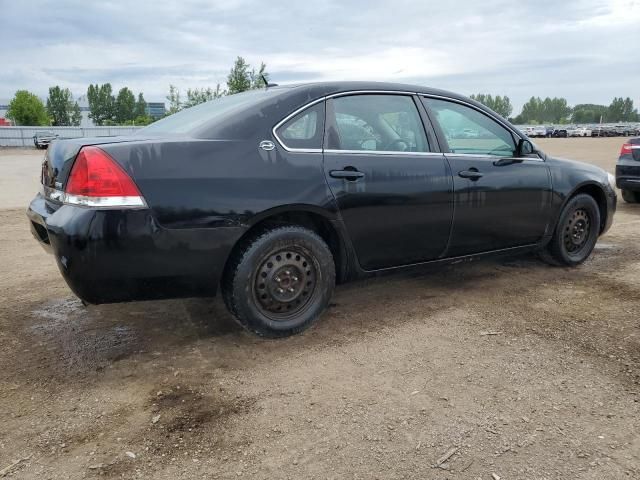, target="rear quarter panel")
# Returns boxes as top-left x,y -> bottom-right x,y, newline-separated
100,138 -> 337,229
